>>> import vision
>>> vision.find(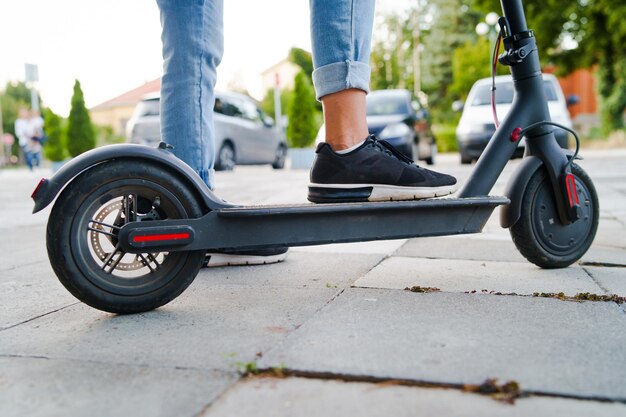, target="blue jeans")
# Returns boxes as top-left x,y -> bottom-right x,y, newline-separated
157,0 -> 375,188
